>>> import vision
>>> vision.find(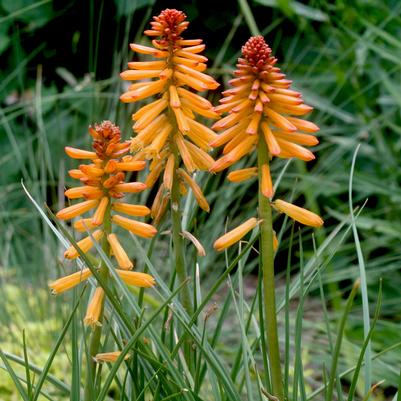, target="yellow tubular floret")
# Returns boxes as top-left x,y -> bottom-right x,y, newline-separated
214,218 -> 260,251
84,287 -> 105,327
178,169 -> 209,212
64,229 -> 103,259
111,203 -> 150,217
227,167 -> 258,183
116,270 -> 155,287
56,200 -> 99,220
94,351 -> 130,363
107,234 -> 133,270
273,199 -> 323,227
112,215 -> 158,238
49,269 -> 92,295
